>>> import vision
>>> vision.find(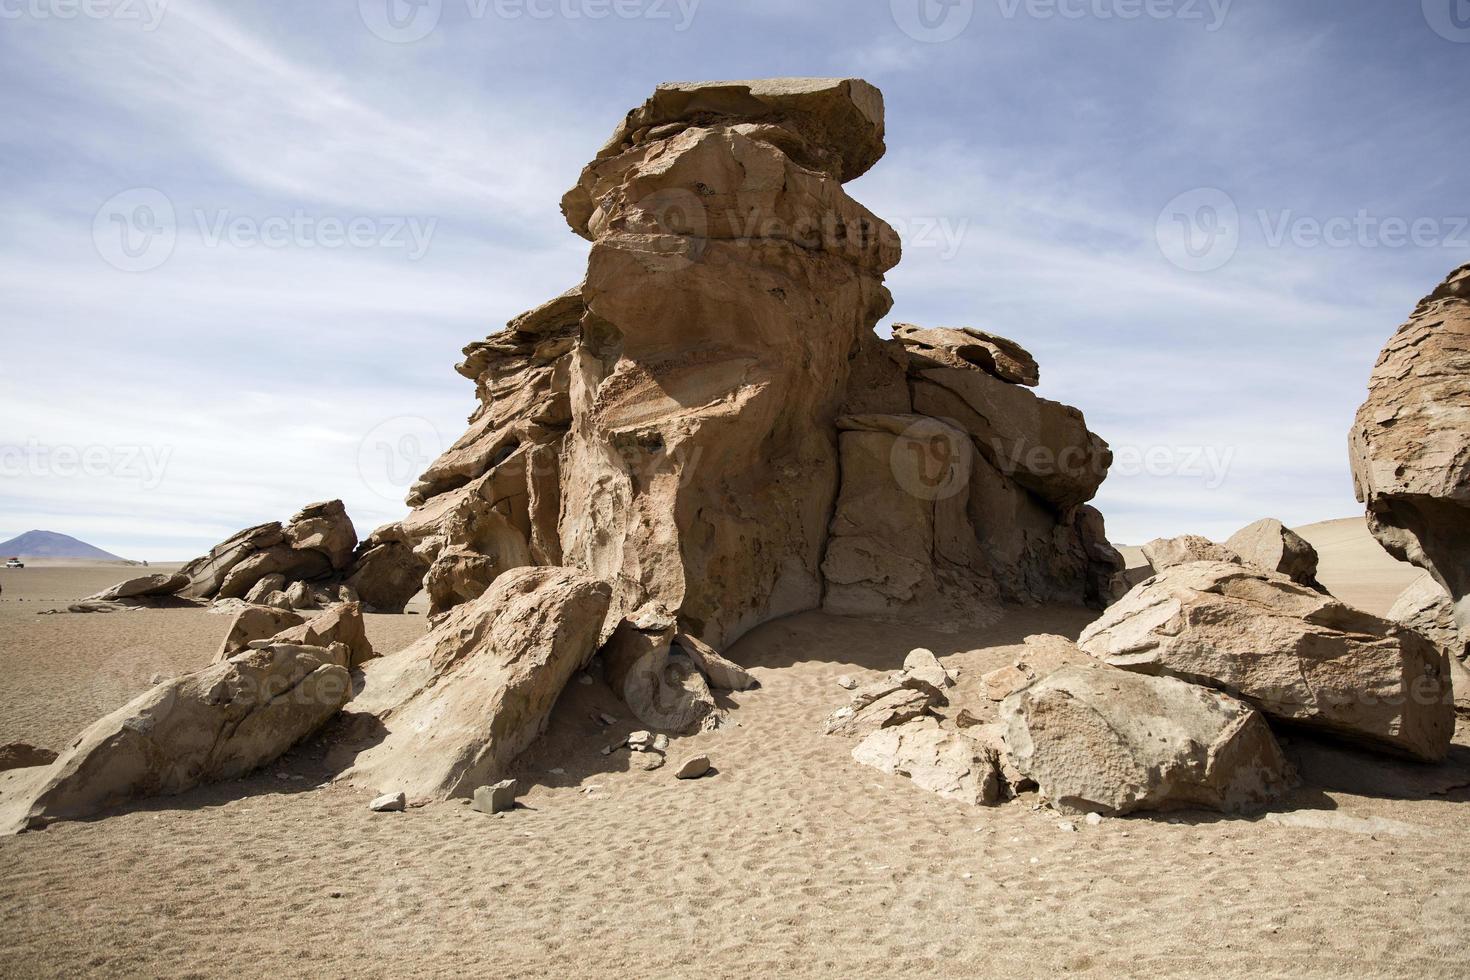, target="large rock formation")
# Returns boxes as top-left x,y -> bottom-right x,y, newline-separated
1078,561 -> 1454,761
1351,263 -> 1470,644
179,500 -> 357,601
1000,665 -> 1292,816
42,79 -> 1133,826
372,77 -> 1123,656
0,642 -> 352,833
